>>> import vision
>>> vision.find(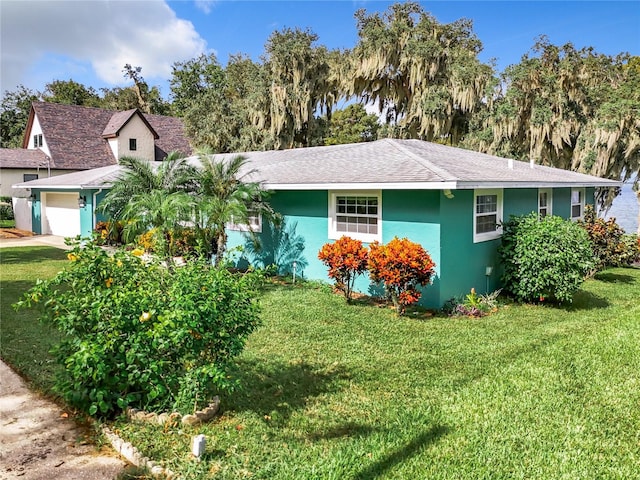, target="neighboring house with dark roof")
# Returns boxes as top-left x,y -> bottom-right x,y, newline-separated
0,101 -> 191,198
1,101 -> 191,230
14,138 -> 619,307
